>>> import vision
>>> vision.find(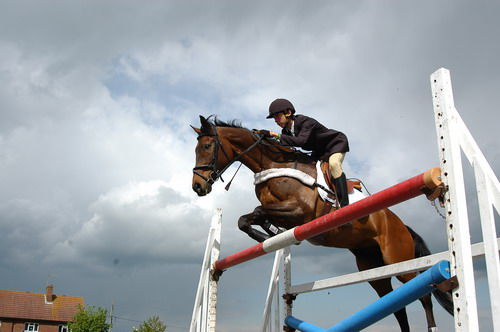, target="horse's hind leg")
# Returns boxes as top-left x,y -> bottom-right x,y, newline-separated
351,247 -> 410,332
420,295 -> 437,332
397,273 -> 437,331
370,278 -> 411,332
375,210 -> 437,331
